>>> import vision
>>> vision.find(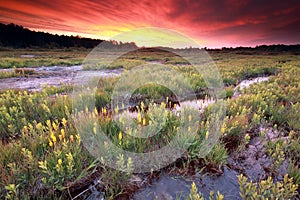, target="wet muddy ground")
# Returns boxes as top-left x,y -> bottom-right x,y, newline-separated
0,65 -> 122,91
